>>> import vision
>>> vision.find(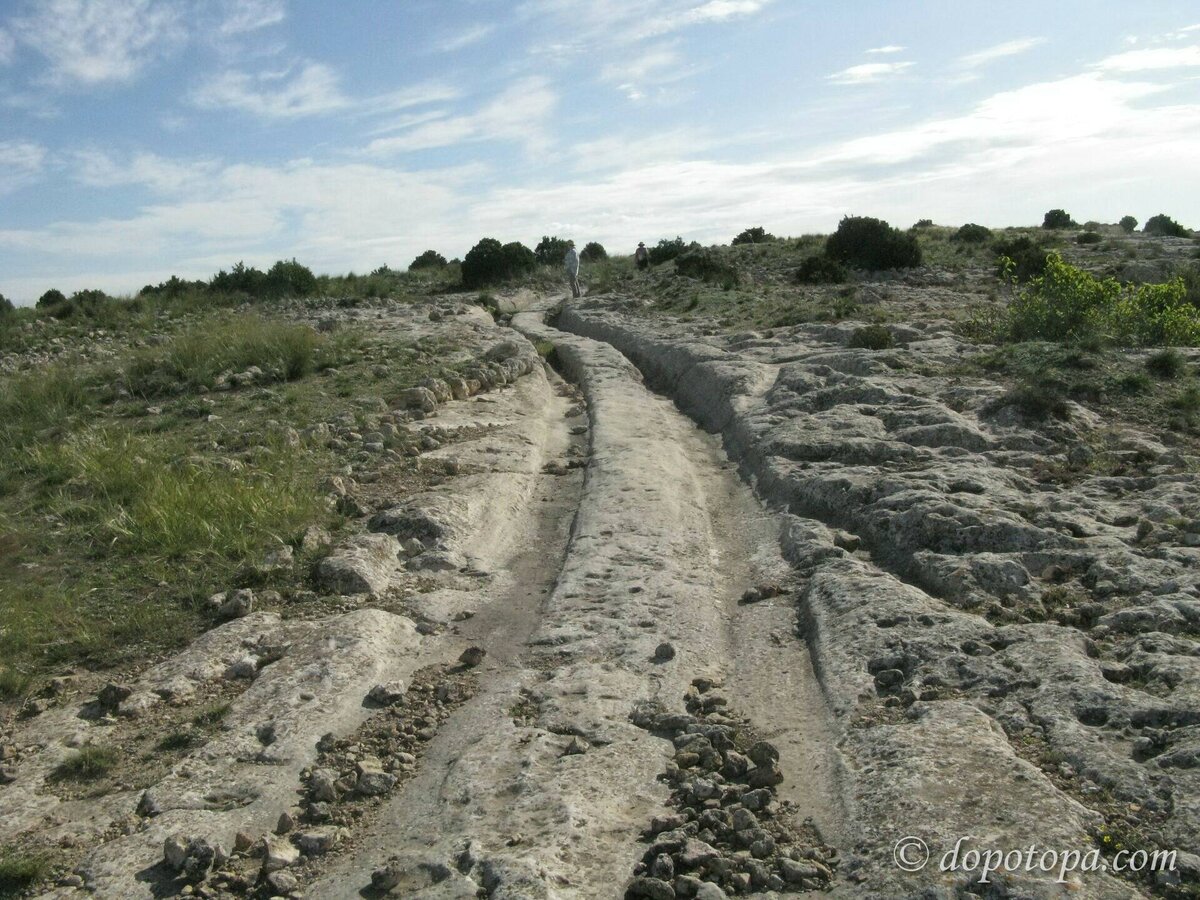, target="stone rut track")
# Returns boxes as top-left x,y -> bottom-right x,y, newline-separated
305,303 -> 843,897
